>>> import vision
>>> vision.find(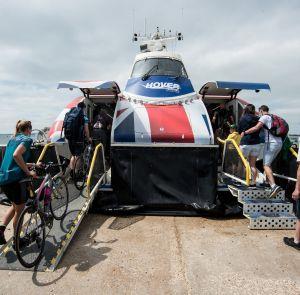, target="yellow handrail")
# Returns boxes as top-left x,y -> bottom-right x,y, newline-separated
224,139 -> 251,186
86,143 -> 104,198
217,137 -> 225,144
37,143 -> 54,163
290,147 -> 298,159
